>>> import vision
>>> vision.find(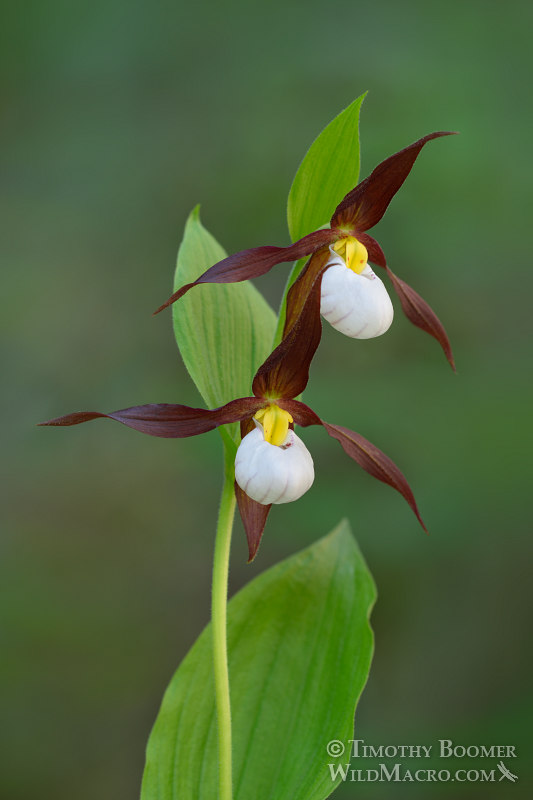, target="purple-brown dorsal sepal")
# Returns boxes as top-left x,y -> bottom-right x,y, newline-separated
154,228 -> 338,314
38,397 -> 265,438
322,422 -> 428,533
235,481 -> 272,562
330,132 -> 457,231
283,247 -> 333,338
385,267 -> 455,371
252,268 -> 326,400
